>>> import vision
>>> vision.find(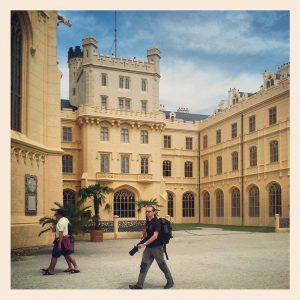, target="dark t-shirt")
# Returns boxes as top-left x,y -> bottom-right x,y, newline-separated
145,217 -> 163,248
